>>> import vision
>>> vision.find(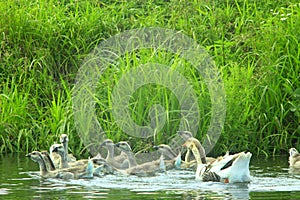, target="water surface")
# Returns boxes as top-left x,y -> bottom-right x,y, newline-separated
1,153 -> 300,199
